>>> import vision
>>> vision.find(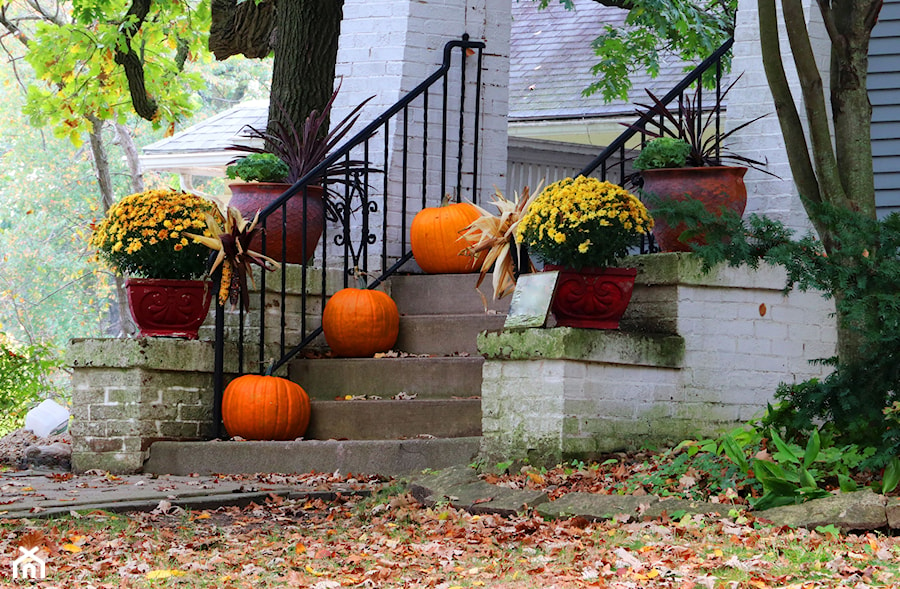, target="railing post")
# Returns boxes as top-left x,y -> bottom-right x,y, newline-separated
212,300 -> 225,438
